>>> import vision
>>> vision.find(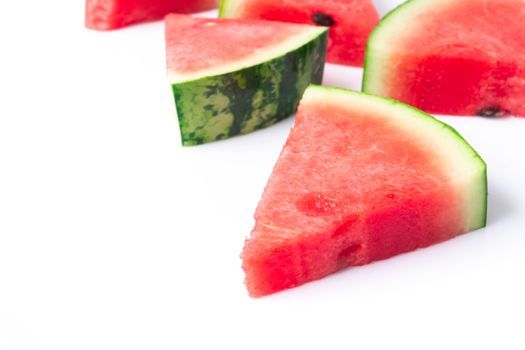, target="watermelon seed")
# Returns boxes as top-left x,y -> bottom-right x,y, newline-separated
476,106 -> 507,117
312,13 -> 335,27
